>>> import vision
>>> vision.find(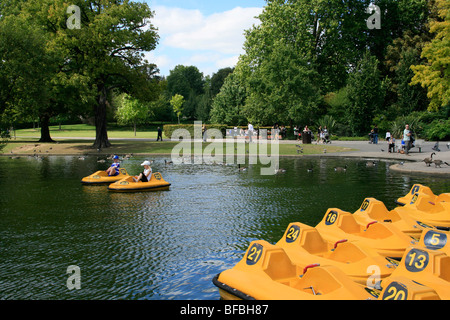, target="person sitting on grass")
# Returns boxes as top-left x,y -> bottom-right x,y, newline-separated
106,155 -> 121,177
134,161 -> 153,183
